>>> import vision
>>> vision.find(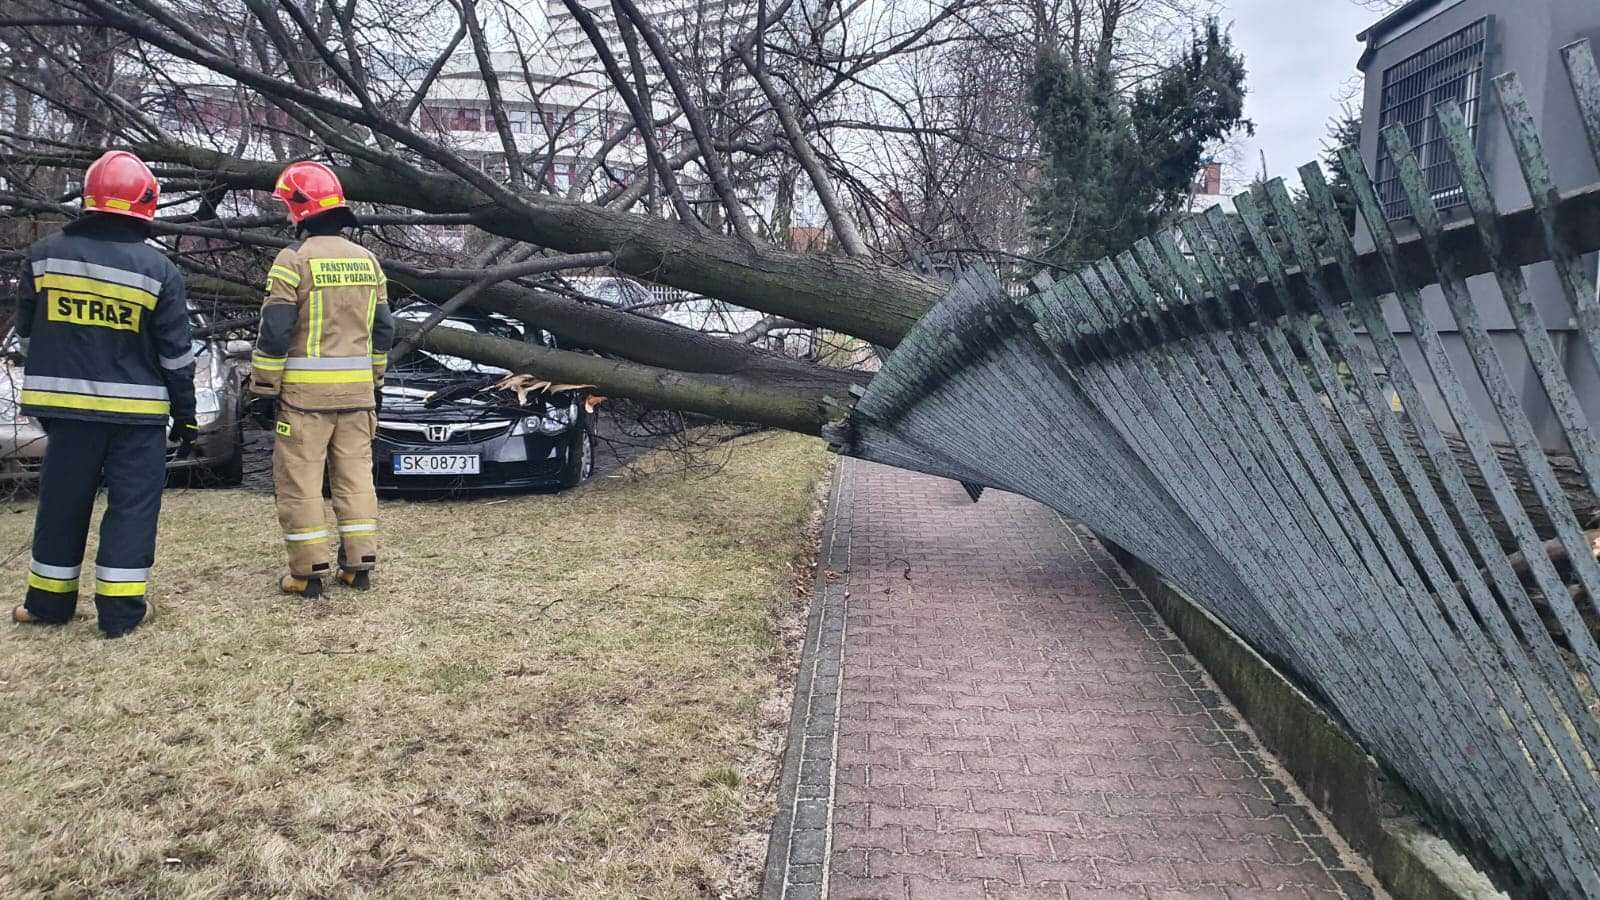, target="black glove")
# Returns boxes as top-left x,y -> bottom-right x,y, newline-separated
246,394 -> 277,430
169,417 -> 198,447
